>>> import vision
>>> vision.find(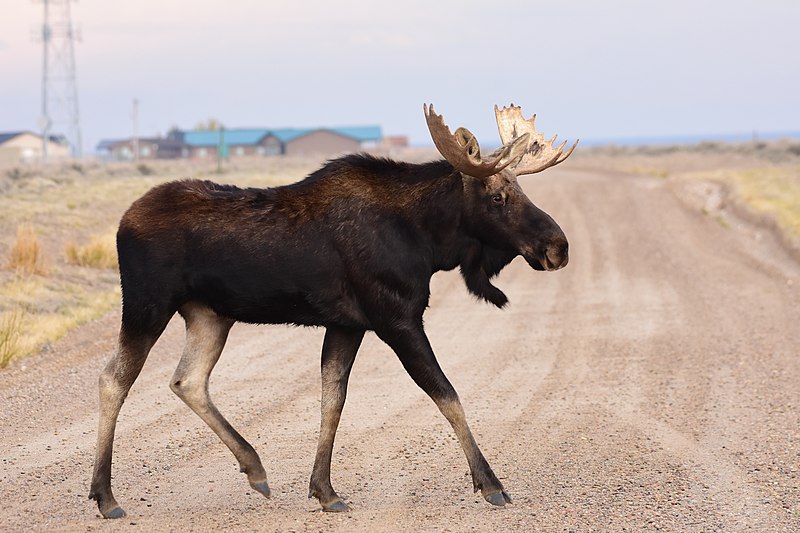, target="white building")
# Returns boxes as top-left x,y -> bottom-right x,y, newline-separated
0,131 -> 71,165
